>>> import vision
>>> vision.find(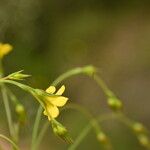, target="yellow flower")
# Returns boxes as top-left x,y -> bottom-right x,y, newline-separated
0,43 -> 13,59
43,85 -> 68,120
